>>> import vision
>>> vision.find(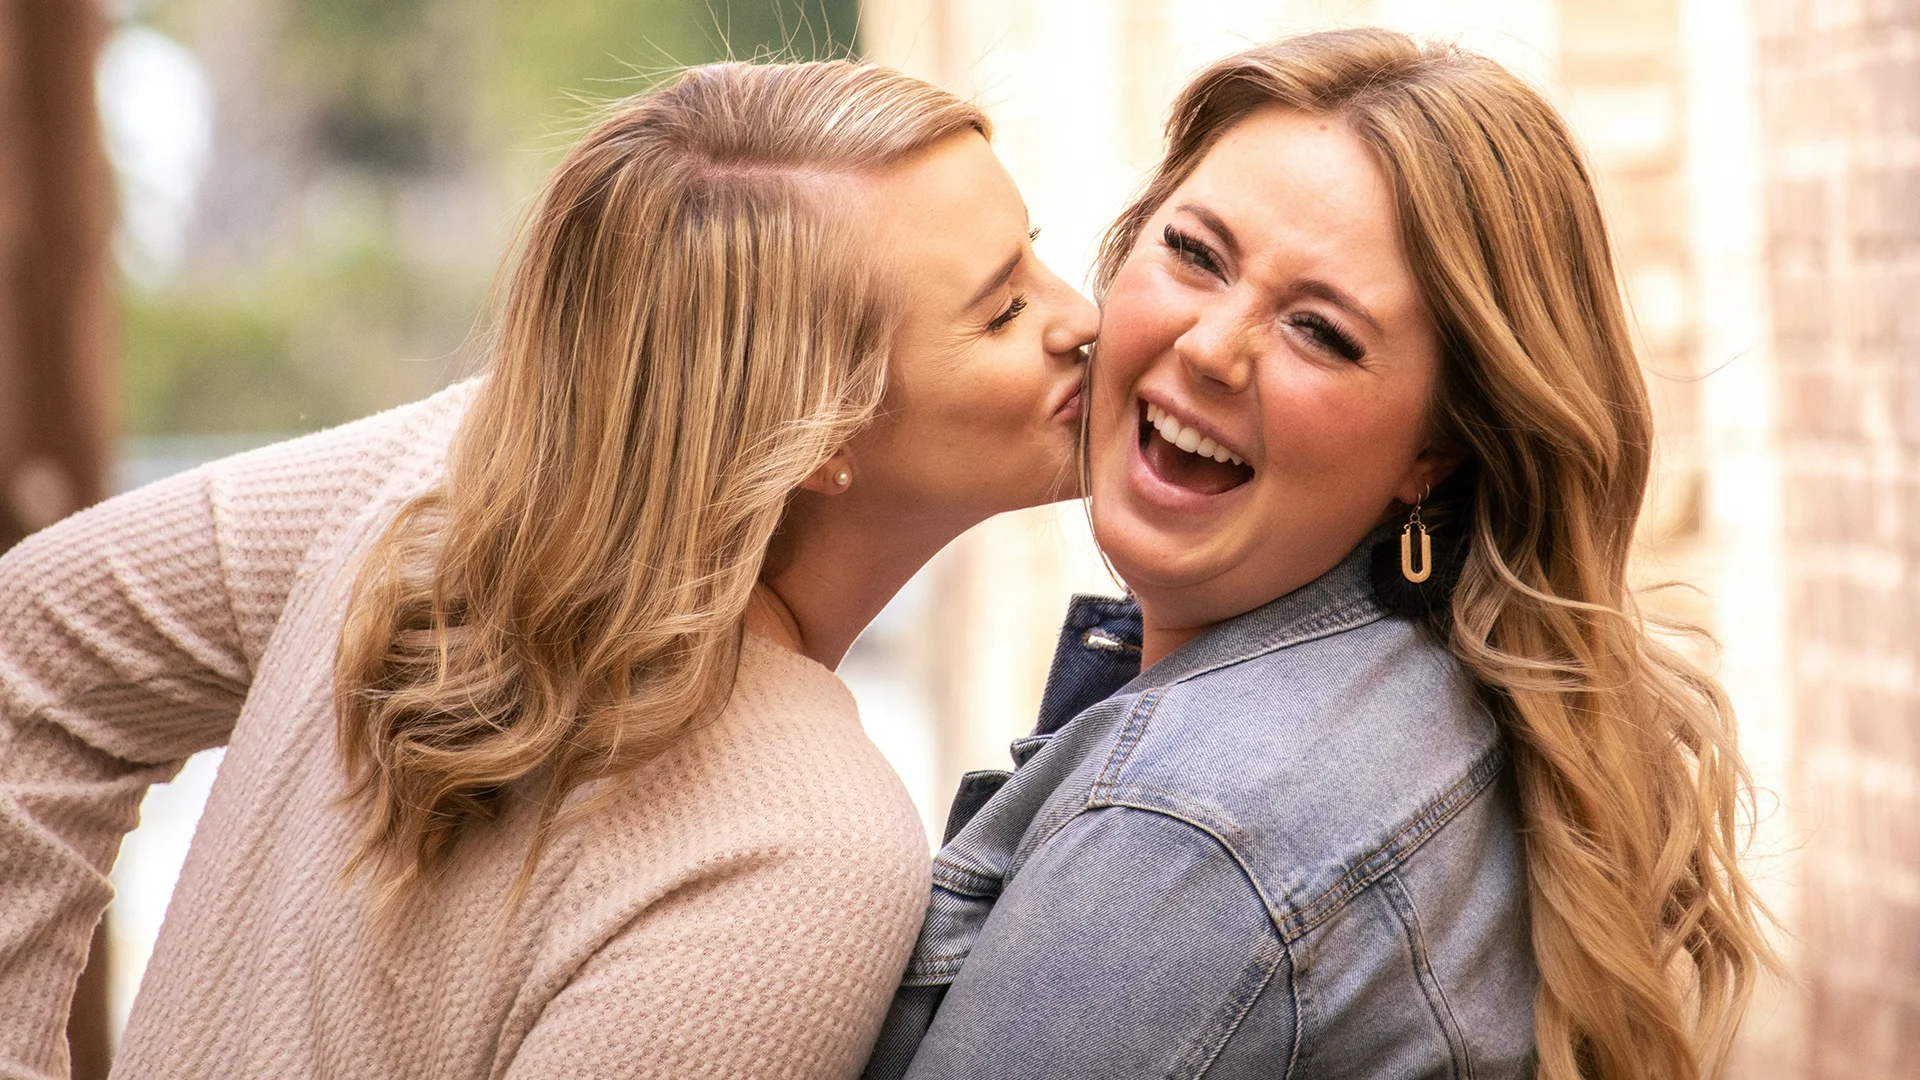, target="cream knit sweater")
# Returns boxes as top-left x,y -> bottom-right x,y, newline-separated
0,383 -> 931,1080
